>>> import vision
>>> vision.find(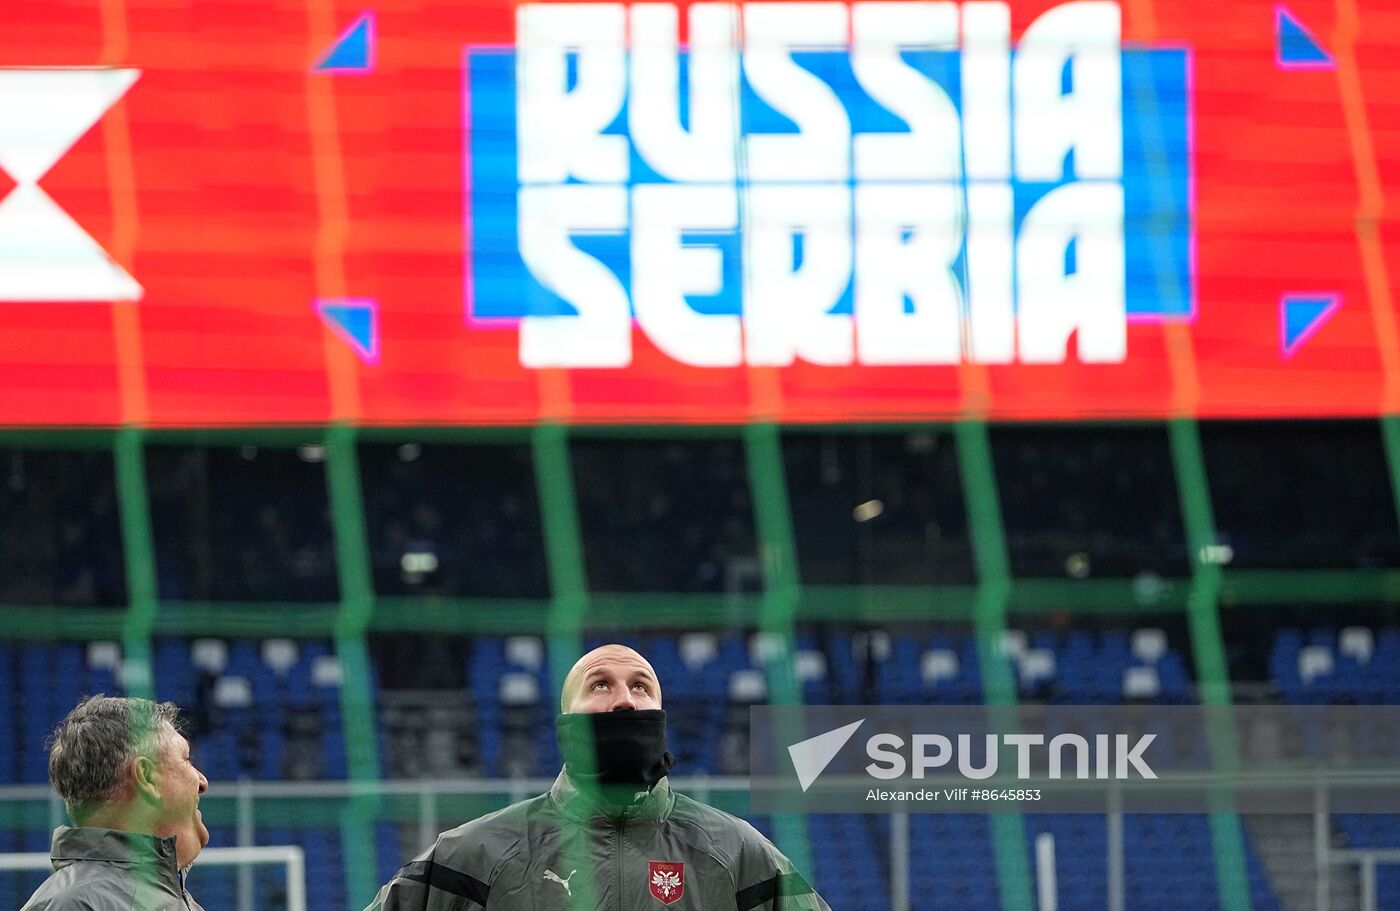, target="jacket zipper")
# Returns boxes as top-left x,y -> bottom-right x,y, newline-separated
614,813 -> 626,911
